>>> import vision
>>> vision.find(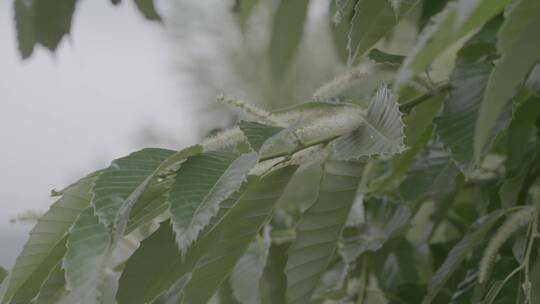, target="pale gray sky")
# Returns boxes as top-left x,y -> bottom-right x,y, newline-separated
0,0 -> 197,267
